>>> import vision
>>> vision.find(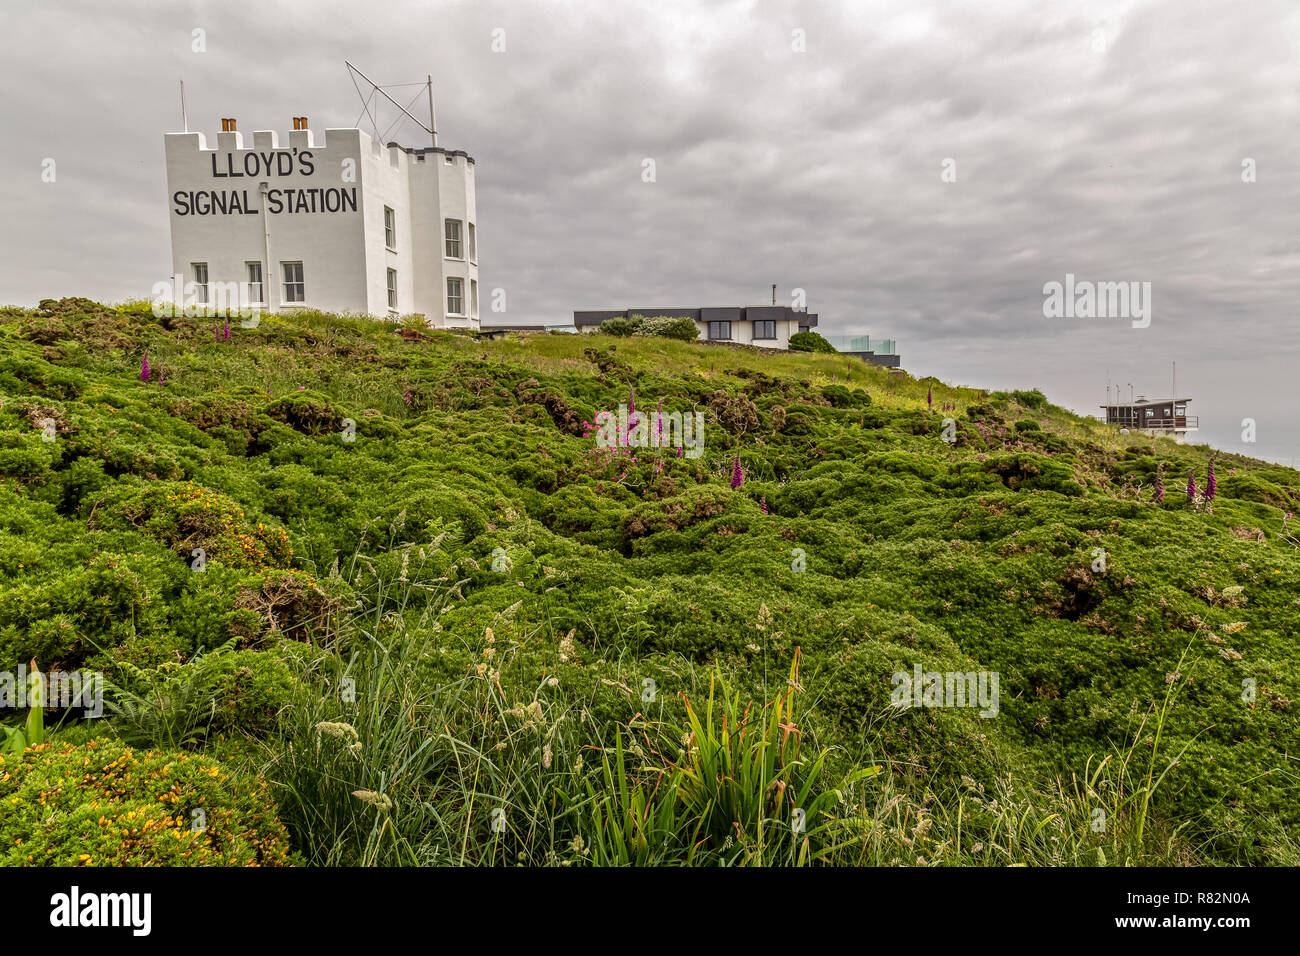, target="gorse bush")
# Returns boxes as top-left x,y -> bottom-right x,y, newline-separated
0,298 -> 1297,866
0,740 -> 293,866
